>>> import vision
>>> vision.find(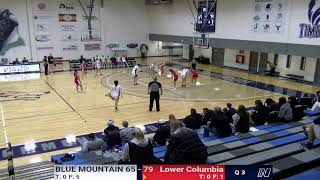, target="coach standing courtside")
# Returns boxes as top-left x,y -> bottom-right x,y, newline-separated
148,77 -> 162,112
